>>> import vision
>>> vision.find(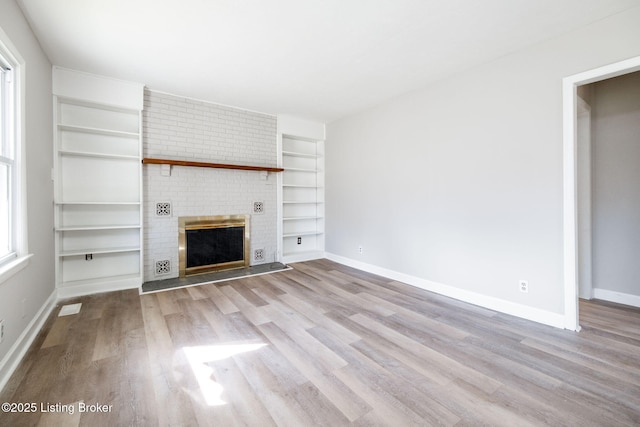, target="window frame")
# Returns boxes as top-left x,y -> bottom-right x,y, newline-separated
0,27 -> 30,285
1,57 -> 16,264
